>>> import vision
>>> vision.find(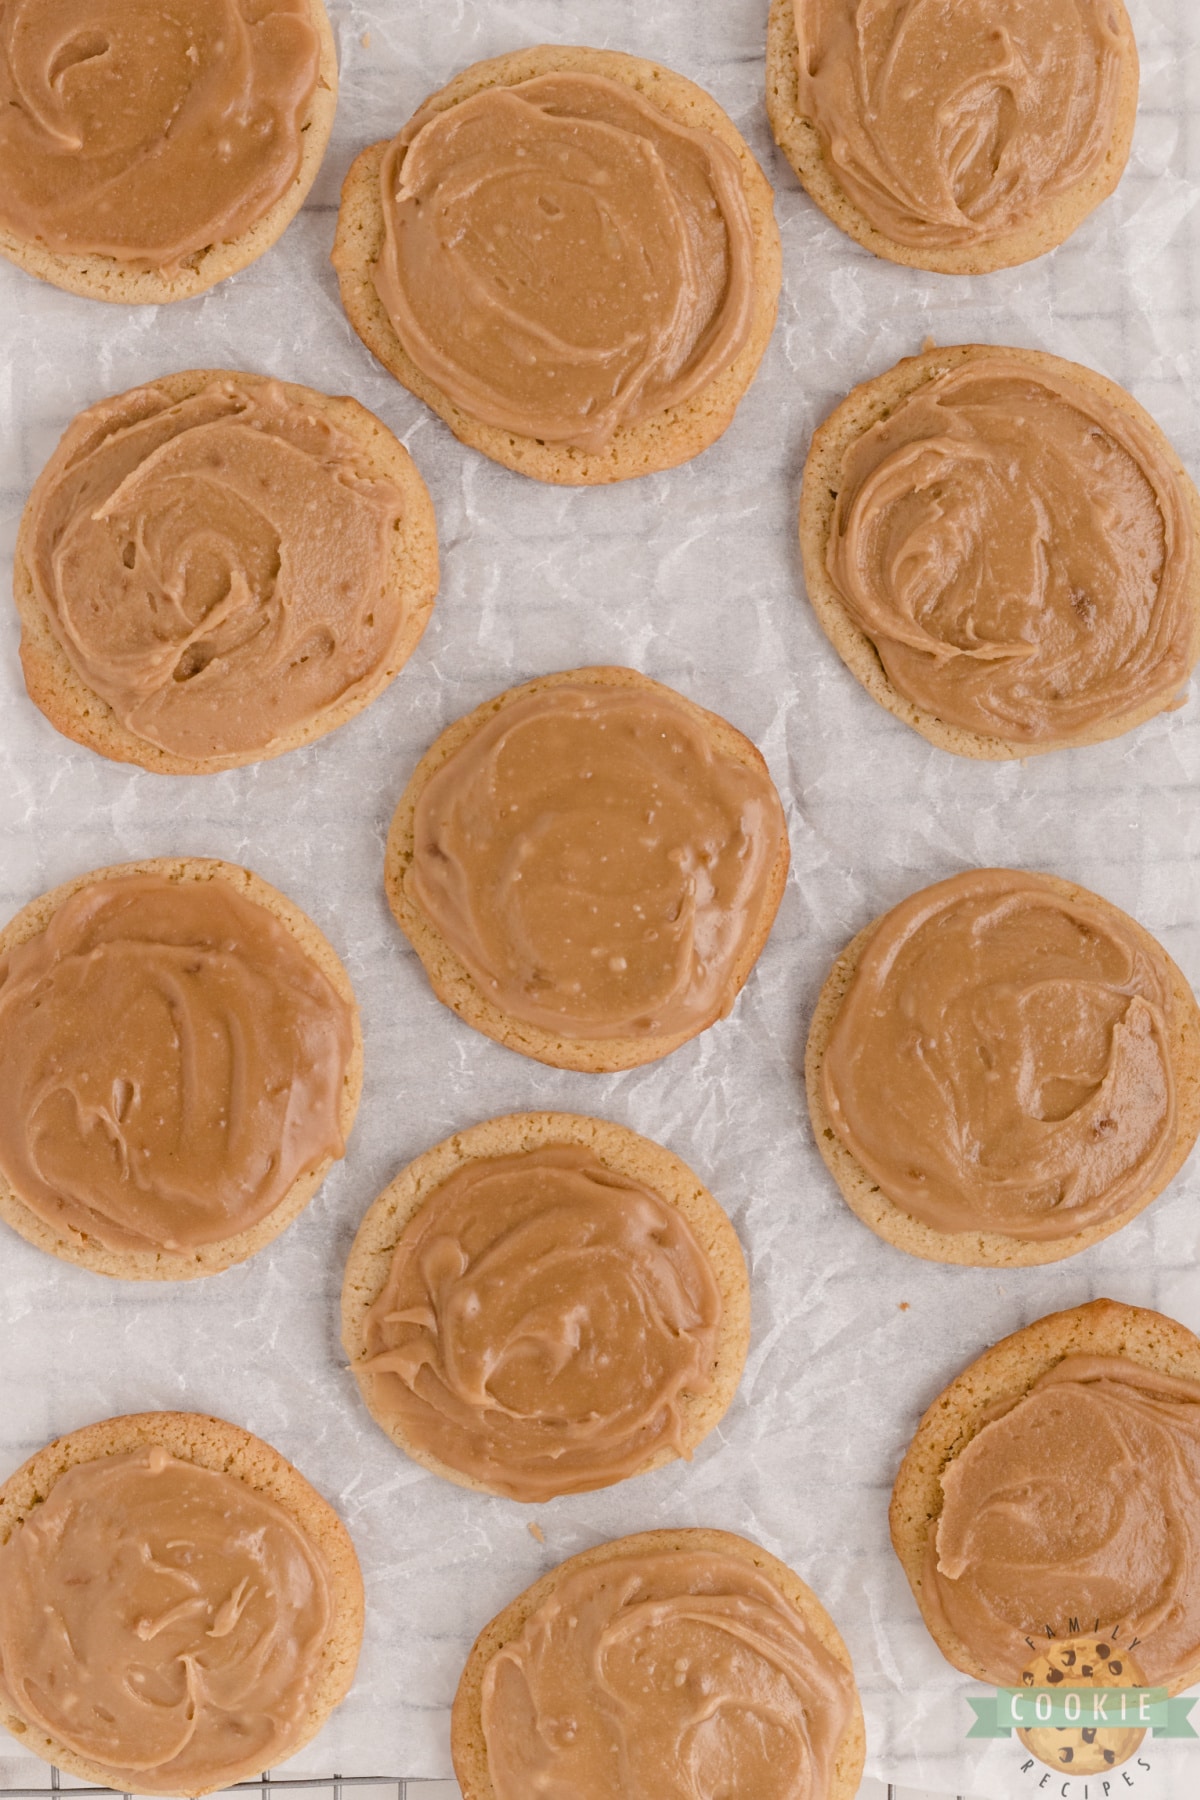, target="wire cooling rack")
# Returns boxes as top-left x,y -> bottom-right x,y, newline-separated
0,1776 -> 979,1800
